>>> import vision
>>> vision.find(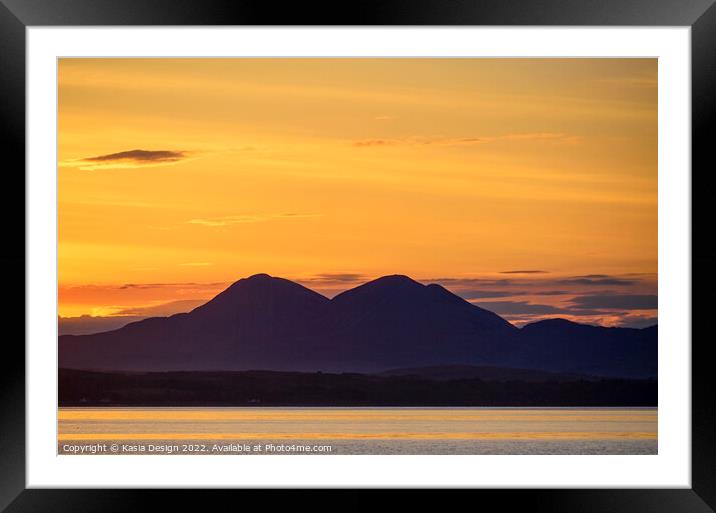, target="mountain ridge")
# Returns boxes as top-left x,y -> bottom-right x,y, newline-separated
59,273 -> 657,378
